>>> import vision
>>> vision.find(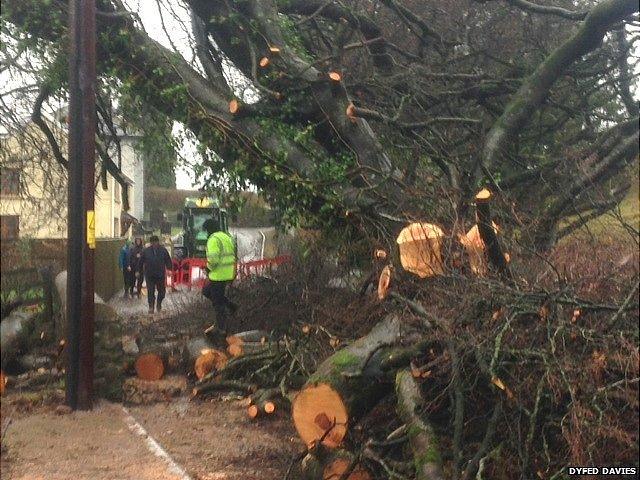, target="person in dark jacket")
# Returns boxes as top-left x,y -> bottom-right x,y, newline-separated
128,237 -> 145,298
140,235 -> 173,314
118,239 -> 133,299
